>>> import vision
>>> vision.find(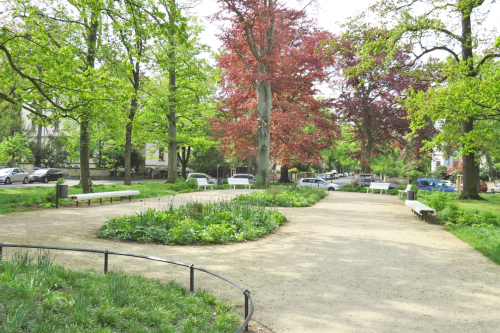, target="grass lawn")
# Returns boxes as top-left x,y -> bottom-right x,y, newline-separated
454,194 -> 500,214
0,252 -> 240,332
232,186 -> 327,207
447,225 -> 500,265
98,200 -> 287,245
